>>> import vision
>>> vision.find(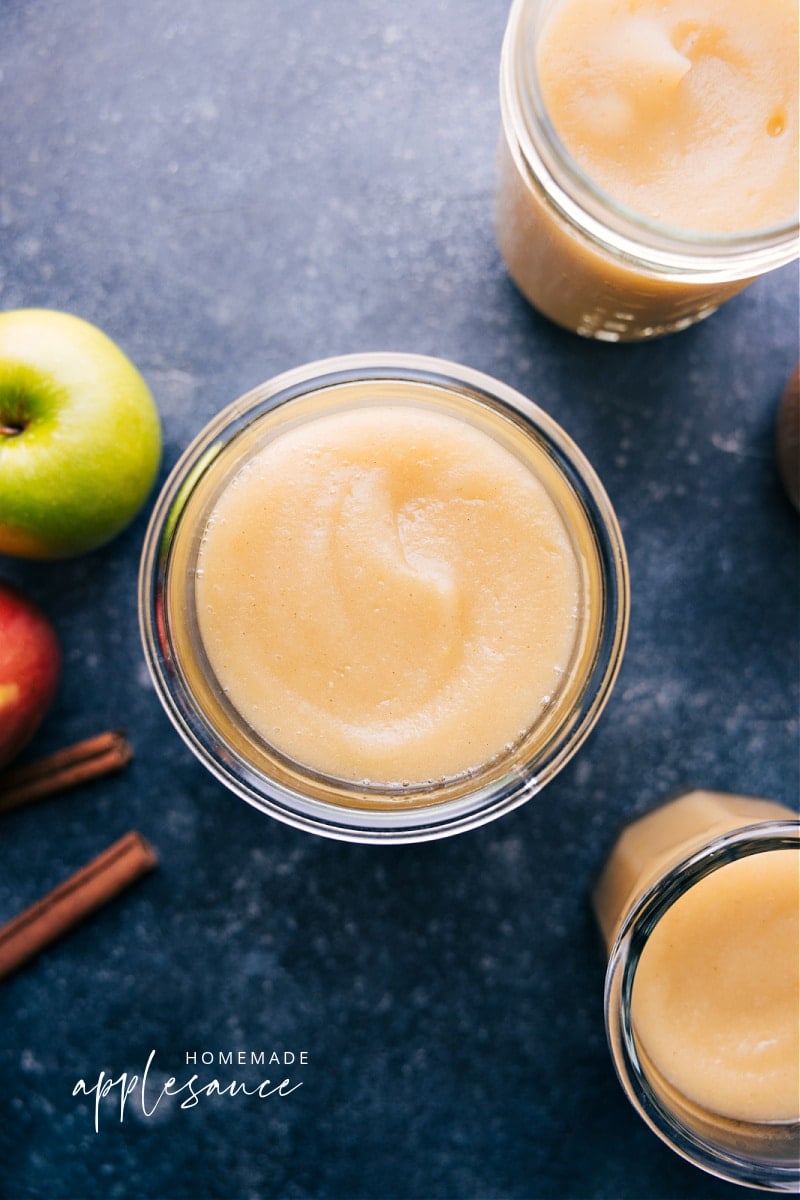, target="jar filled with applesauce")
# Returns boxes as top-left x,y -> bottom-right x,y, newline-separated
139,354 -> 628,843
495,0 -> 799,341
596,791 -> 800,1191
